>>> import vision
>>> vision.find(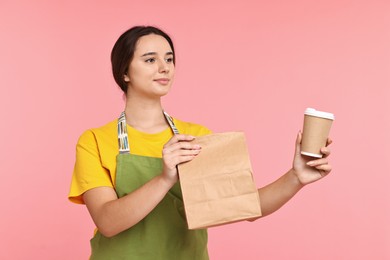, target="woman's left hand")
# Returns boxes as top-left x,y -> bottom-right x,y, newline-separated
292,131 -> 333,186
